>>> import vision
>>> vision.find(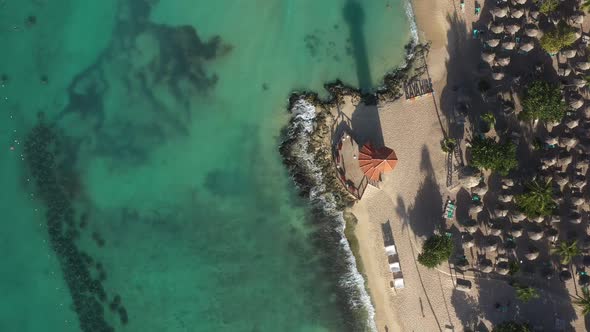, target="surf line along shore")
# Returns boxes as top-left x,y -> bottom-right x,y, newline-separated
278,0 -> 474,330
277,34 -> 439,332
